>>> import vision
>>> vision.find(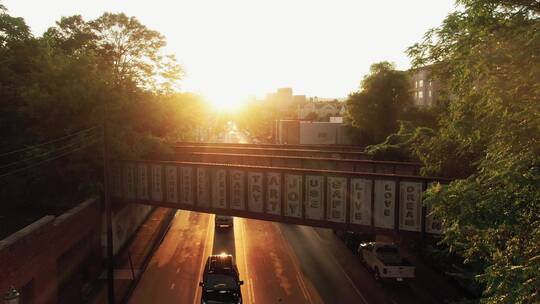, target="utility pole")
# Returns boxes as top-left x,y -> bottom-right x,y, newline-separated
103,102 -> 115,304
